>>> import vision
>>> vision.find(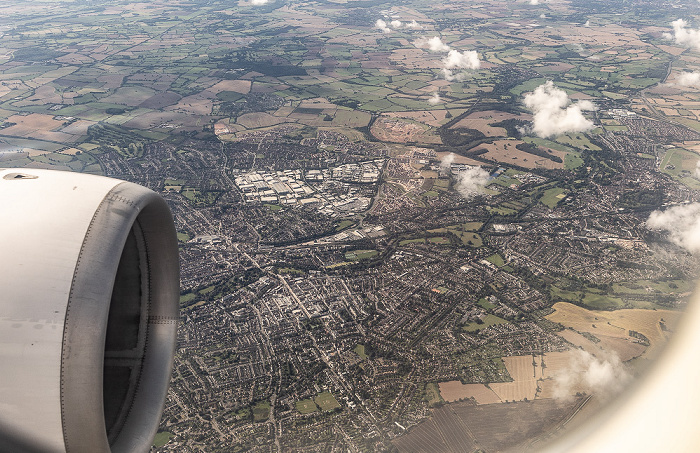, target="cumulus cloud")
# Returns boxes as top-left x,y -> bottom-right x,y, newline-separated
413,36 -> 480,81
375,18 -> 420,33
677,71 -> 700,87
405,20 -> 421,29
666,19 -> 700,49
455,166 -> 490,199
414,36 -> 451,52
530,0 -> 539,4
375,19 -> 392,33
440,49 -> 481,81
695,161 -> 700,179
251,0 -> 268,4
646,202 -> 700,253
443,49 -> 481,70
523,81 -> 595,138
584,20 -> 591,27
428,92 -> 442,105
553,350 -> 630,401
